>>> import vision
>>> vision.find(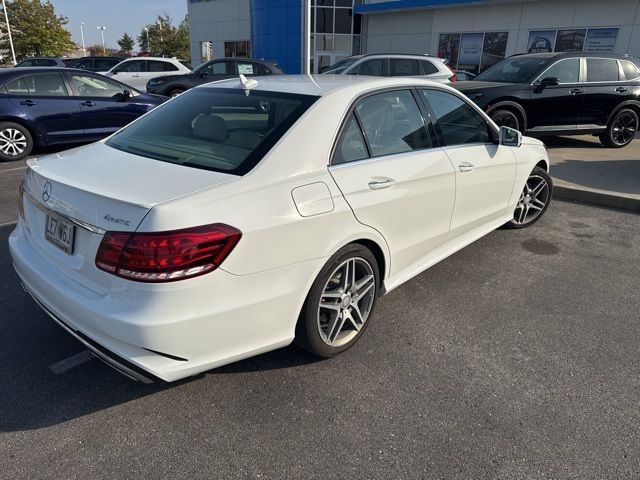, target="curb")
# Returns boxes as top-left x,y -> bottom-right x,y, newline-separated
553,185 -> 640,213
